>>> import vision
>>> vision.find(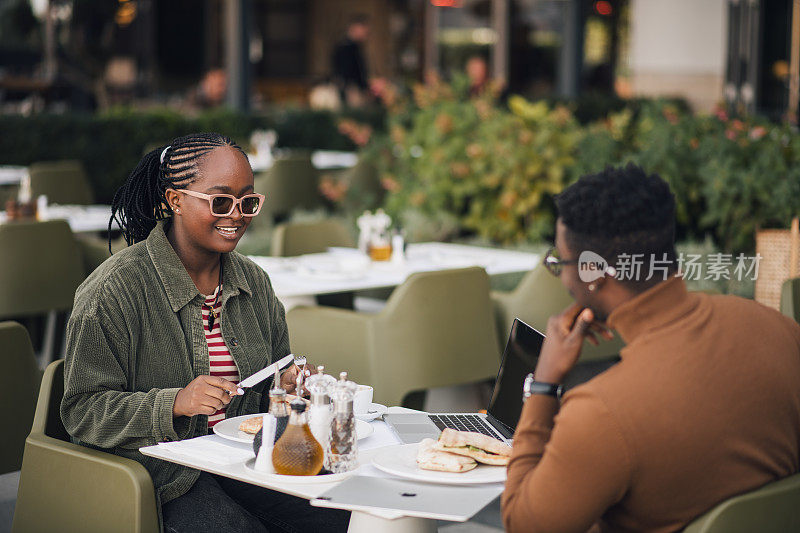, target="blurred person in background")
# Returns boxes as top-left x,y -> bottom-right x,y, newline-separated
503,164 -> 800,532
465,55 -> 507,102
332,15 -> 370,107
190,68 -> 227,109
466,55 -> 490,98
